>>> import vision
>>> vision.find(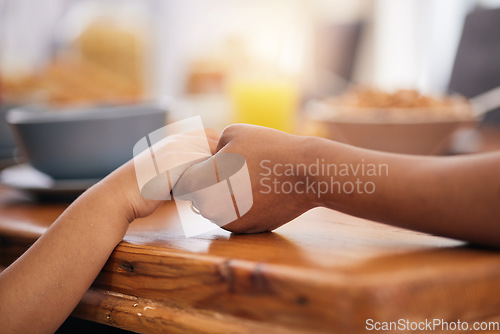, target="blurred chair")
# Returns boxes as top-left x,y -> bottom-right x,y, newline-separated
312,21 -> 364,97
449,7 -> 500,124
